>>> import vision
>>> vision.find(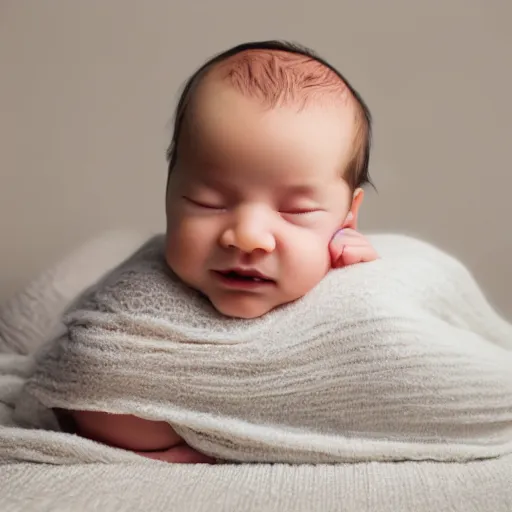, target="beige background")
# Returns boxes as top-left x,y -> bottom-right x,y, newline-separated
1,1 -> 511,318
